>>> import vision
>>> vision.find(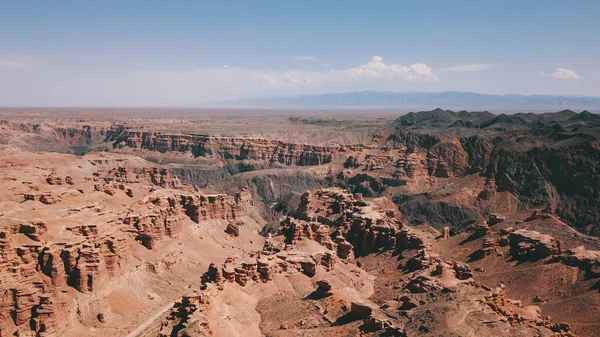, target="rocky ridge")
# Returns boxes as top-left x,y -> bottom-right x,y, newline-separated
106,126 -> 363,166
